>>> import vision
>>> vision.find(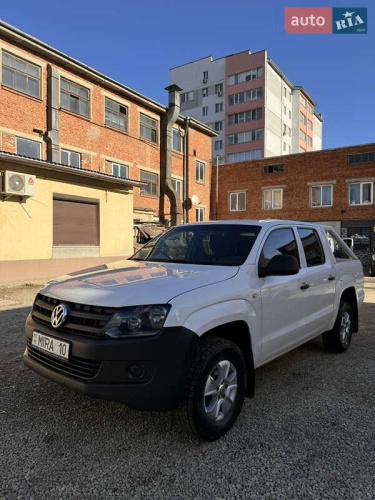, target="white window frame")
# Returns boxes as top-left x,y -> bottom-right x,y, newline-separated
16,137 -> 41,159
196,160 -> 205,184
112,162 -> 128,179
61,149 -> 81,168
171,178 -> 182,199
229,192 -> 246,212
172,129 -> 183,152
195,207 -> 205,222
202,106 -> 208,116
348,181 -> 373,205
263,188 -> 283,210
215,140 -> 223,151
310,184 -> 333,207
